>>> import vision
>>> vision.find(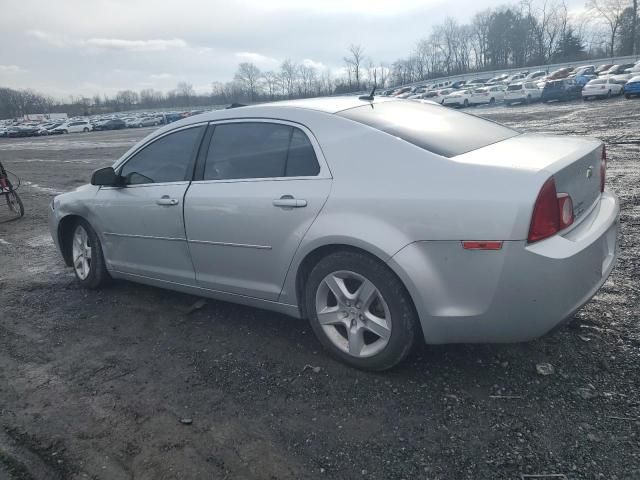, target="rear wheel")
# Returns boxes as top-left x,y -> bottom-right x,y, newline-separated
606,90 -> 612,98
489,97 -> 495,104
305,251 -> 417,371
6,191 -> 24,218
625,93 -> 632,99
526,94 -> 532,104
463,99 -> 469,108
83,127 -> 89,132
69,220 -> 110,289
